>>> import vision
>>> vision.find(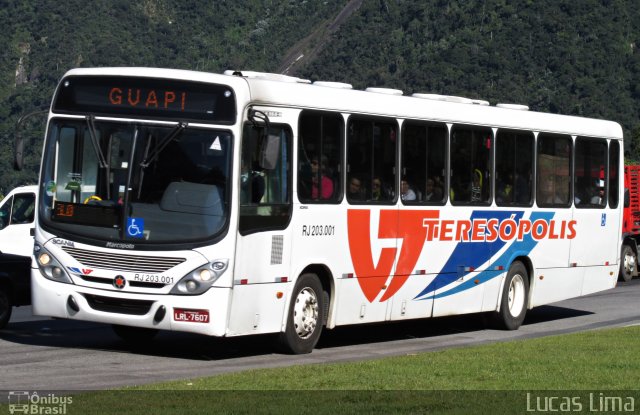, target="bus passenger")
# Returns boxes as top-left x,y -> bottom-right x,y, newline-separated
425,178 -> 443,202
401,177 -> 416,201
471,169 -> 483,202
347,176 -> 364,201
310,155 -> 333,200
241,160 -> 265,204
590,179 -> 605,205
371,177 -> 392,201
